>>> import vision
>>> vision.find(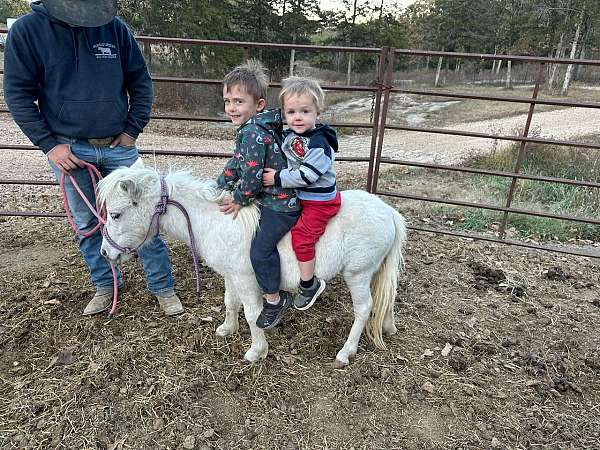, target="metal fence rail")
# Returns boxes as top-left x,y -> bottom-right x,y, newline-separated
1,31 -> 598,258
369,47 -> 600,259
